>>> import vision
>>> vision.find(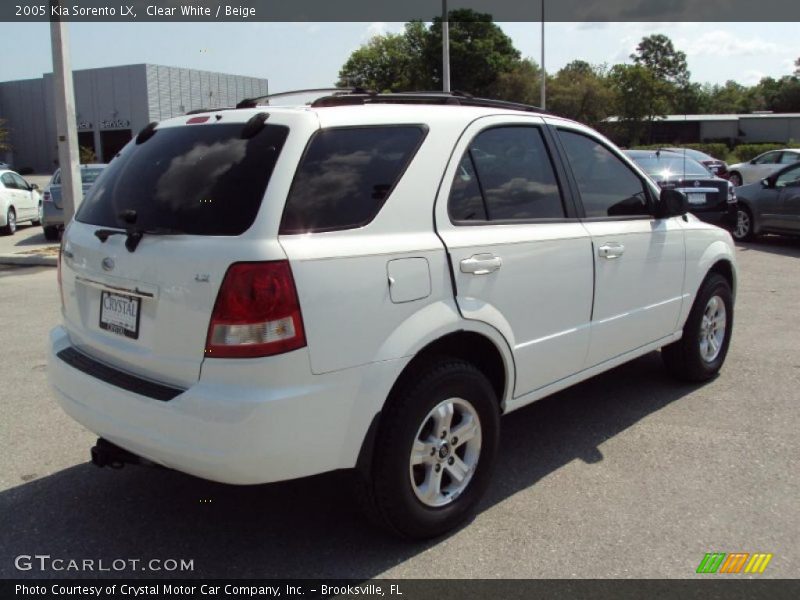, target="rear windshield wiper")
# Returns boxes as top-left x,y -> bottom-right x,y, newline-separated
94,227 -> 187,252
